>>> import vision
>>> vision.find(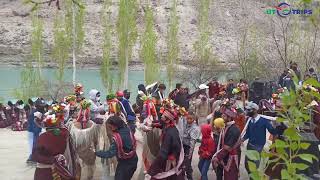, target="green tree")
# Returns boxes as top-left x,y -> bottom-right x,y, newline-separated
65,0 -> 85,85
117,0 -> 138,89
194,0 -> 214,64
100,0 -> 113,93
141,2 -> 158,85
236,25 -> 267,82
167,0 -> 179,90
177,0 -> 221,87
13,11 -> 46,101
31,10 -> 44,76
52,12 -> 69,83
